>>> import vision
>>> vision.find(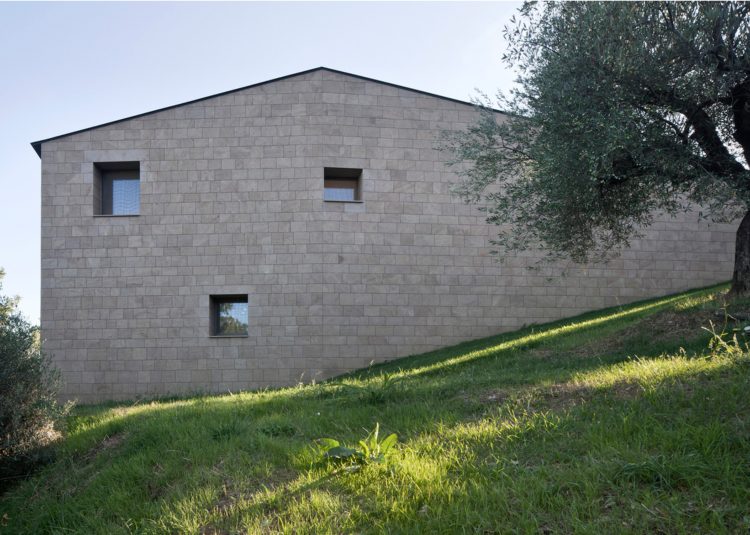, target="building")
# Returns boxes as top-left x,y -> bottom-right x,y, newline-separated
32,67 -> 737,402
